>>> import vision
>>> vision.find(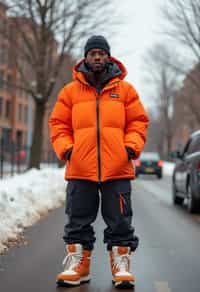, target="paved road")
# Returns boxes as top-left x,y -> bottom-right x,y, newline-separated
1,175 -> 200,292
